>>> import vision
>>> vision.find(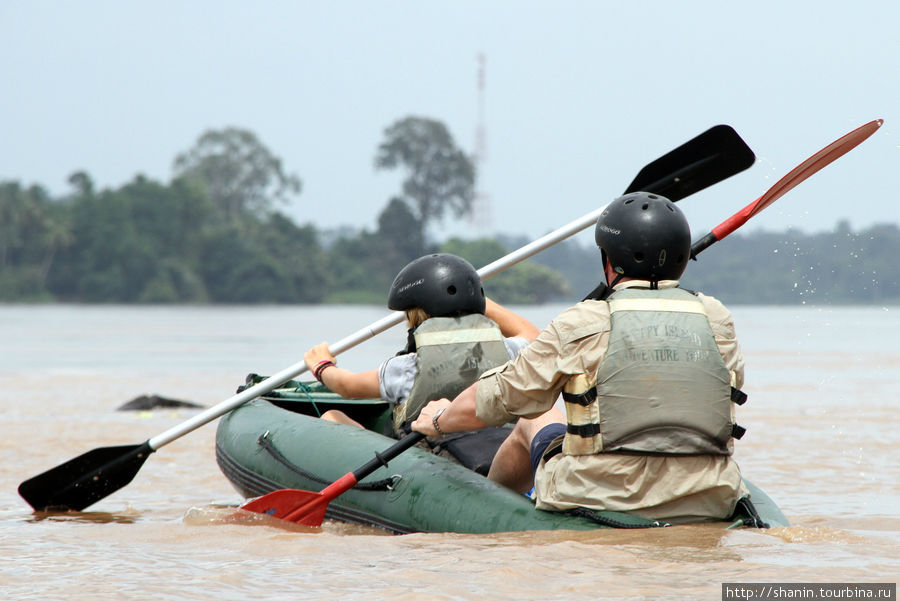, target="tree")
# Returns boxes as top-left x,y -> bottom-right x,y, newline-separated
374,116 -> 475,242
376,197 -> 427,265
172,127 -> 302,224
0,181 -> 72,299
